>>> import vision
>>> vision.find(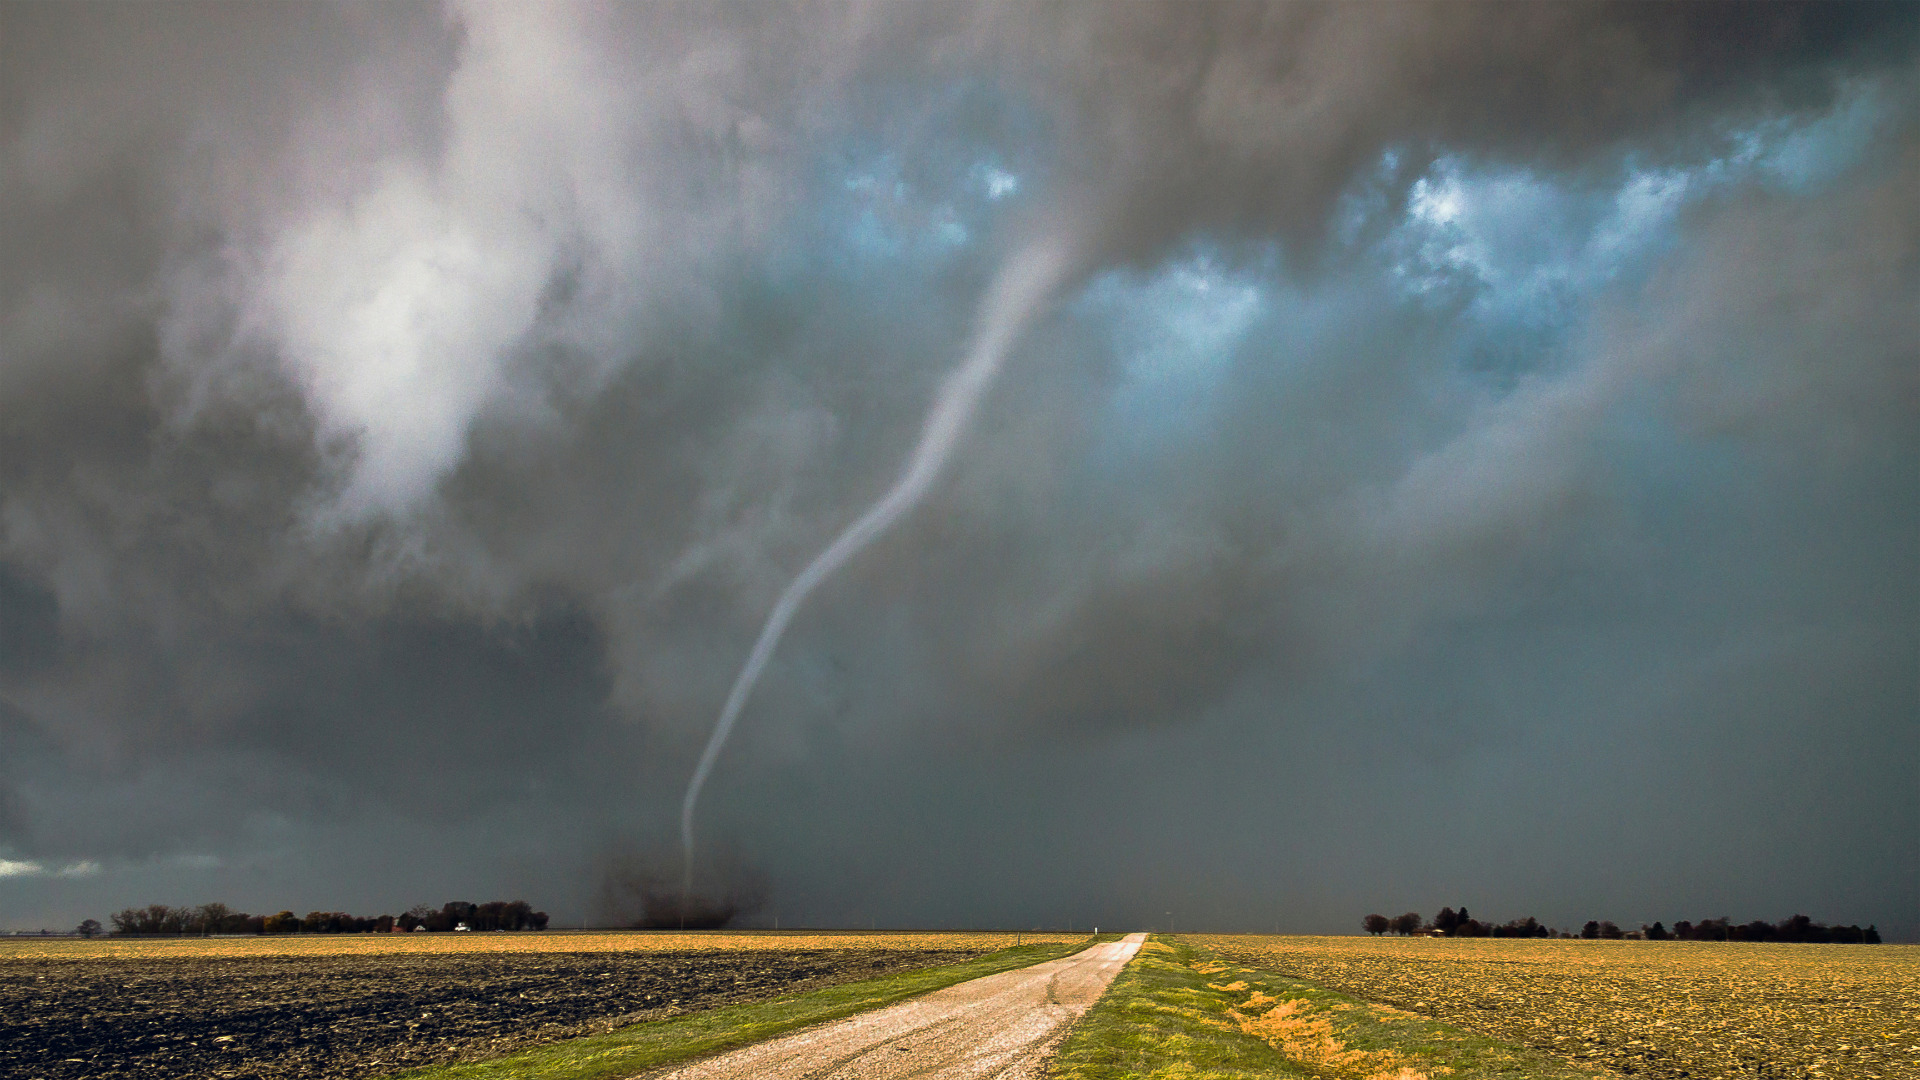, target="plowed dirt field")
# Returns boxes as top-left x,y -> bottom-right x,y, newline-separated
3,931 -> 1068,1080
1190,934 -> 1920,1080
